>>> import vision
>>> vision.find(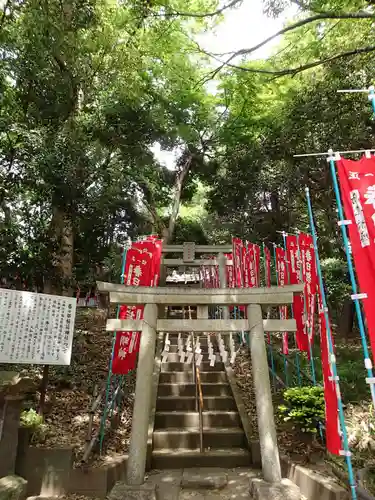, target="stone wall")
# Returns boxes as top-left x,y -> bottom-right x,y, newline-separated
0,397 -> 23,478
15,438 -> 128,498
